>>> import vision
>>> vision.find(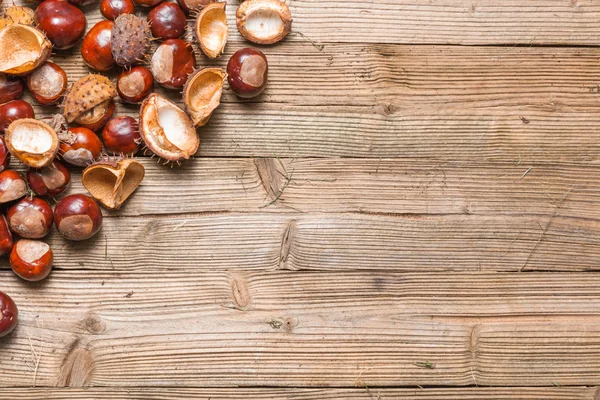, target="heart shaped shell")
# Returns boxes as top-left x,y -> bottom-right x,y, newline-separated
82,158 -> 145,210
